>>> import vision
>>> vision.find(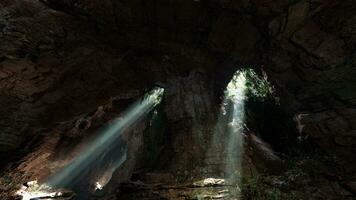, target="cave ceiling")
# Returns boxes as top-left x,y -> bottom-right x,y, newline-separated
0,0 -> 356,176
